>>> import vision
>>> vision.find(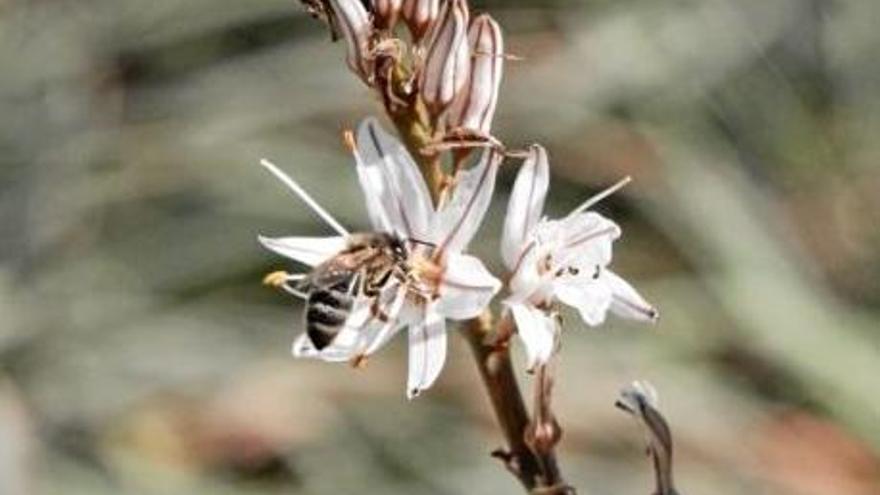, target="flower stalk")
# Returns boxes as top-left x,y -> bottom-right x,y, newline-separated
393,116 -> 571,491
463,314 -> 569,493
276,2 -> 659,492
